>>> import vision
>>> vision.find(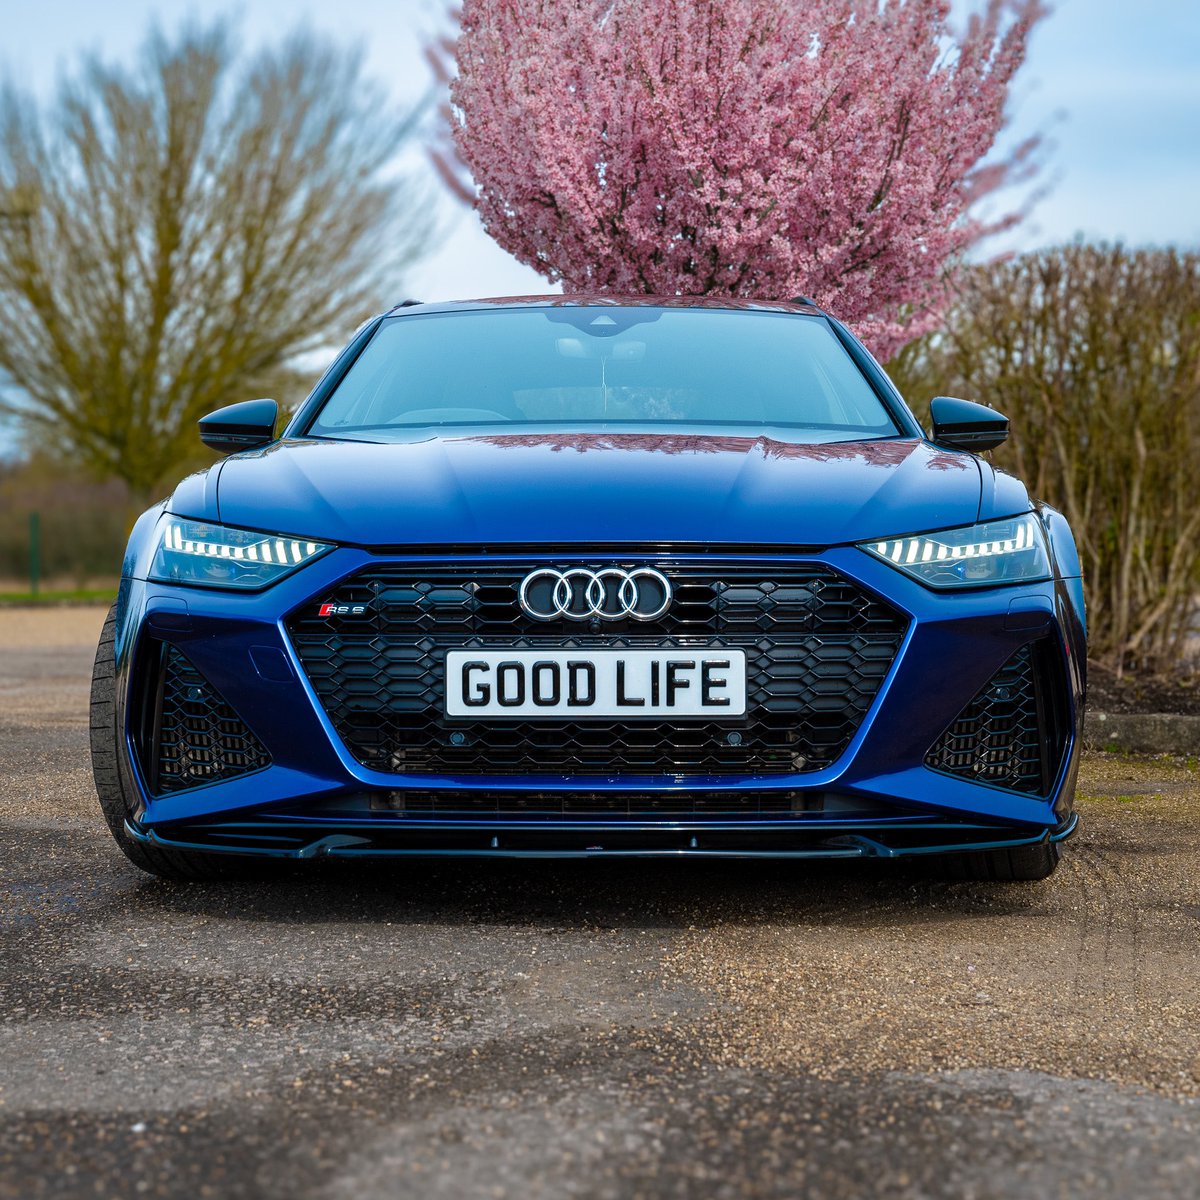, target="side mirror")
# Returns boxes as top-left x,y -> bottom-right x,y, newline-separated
198,399 -> 279,454
929,396 -> 1008,453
